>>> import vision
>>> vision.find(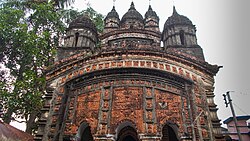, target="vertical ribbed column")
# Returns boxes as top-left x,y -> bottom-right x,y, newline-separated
205,85 -> 224,140
96,86 -> 113,140
142,86 -> 157,140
